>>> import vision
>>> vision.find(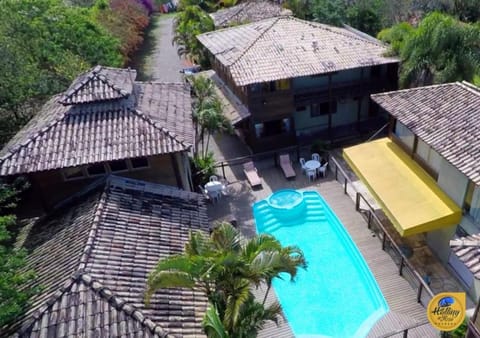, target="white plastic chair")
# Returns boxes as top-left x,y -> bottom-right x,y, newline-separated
318,162 -> 328,178
209,175 -> 218,182
307,169 -> 316,182
312,153 -> 321,162
299,158 -> 307,173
